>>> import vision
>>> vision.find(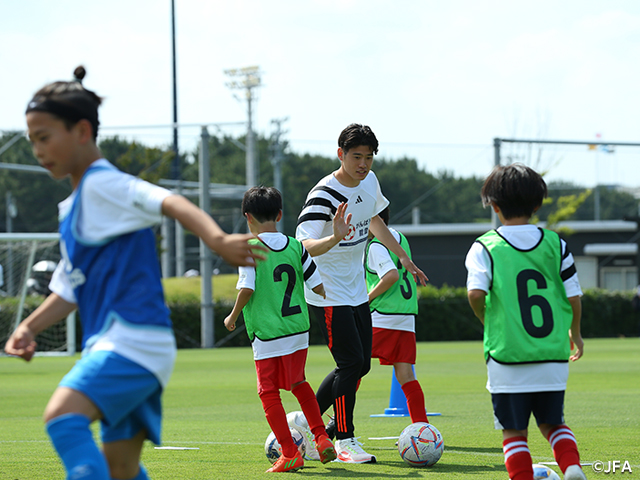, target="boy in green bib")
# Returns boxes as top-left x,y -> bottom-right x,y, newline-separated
364,206 -> 429,424
465,164 -> 586,480
224,186 -> 336,473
